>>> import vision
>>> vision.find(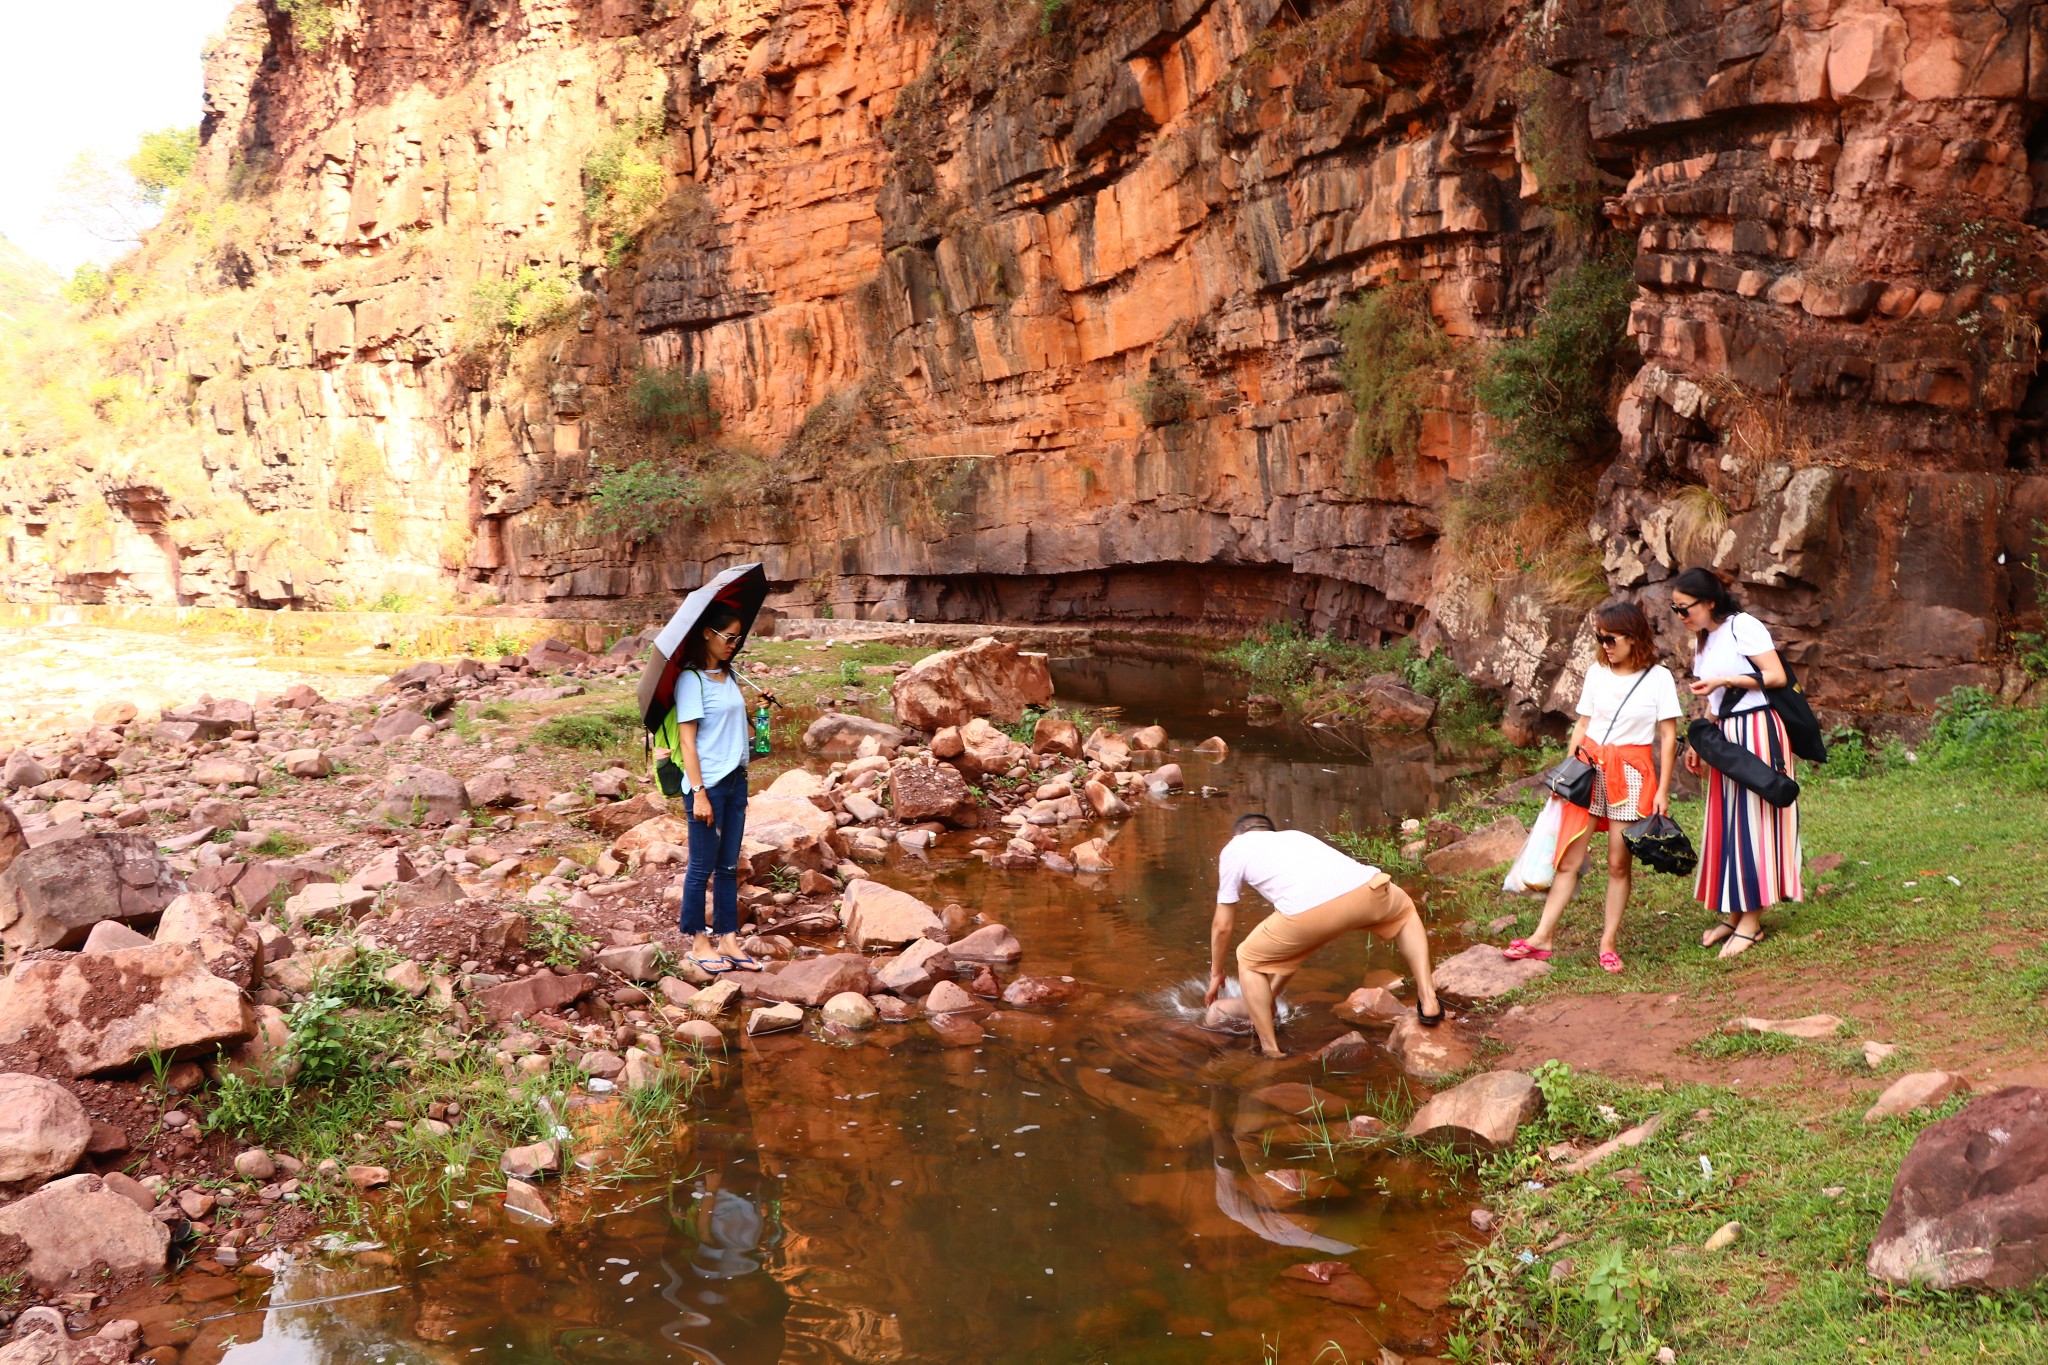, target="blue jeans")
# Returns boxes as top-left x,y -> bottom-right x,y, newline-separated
679,766 -> 748,937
